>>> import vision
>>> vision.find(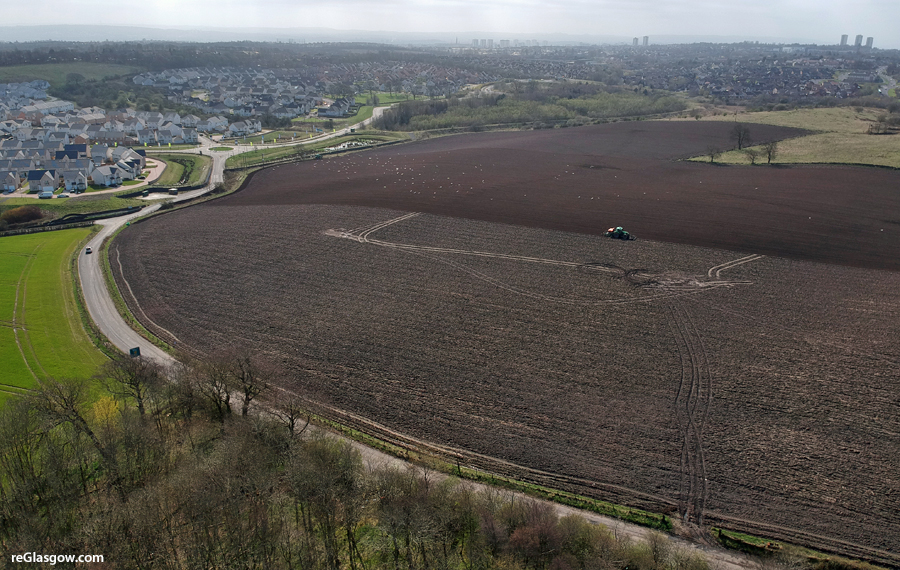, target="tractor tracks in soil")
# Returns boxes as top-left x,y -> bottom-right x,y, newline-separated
329,213 -> 778,533
666,299 -> 711,528
326,213 -> 752,306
